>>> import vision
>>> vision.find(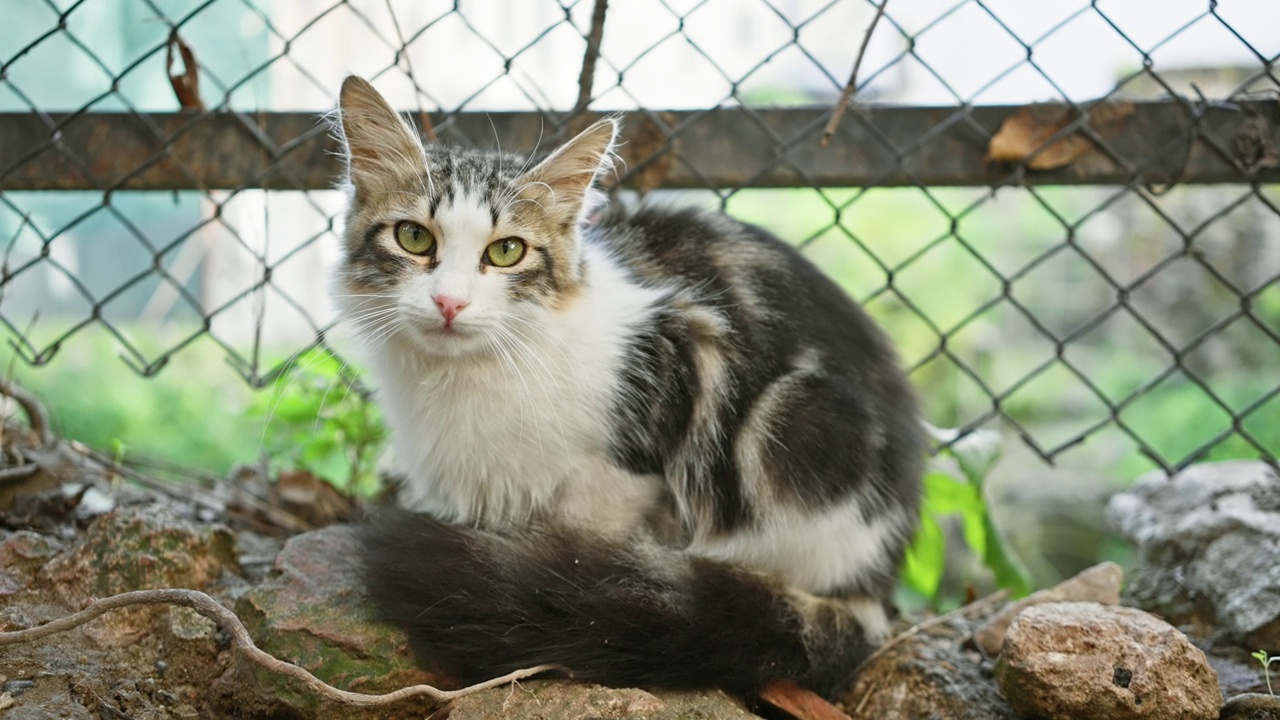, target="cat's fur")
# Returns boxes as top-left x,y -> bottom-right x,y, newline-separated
334,75 -> 924,696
